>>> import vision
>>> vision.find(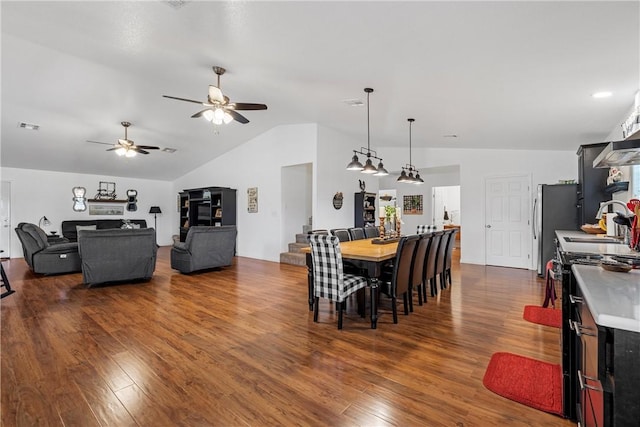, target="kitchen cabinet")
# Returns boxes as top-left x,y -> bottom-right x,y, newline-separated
577,143 -> 609,226
354,192 -> 376,228
570,265 -> 640,426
